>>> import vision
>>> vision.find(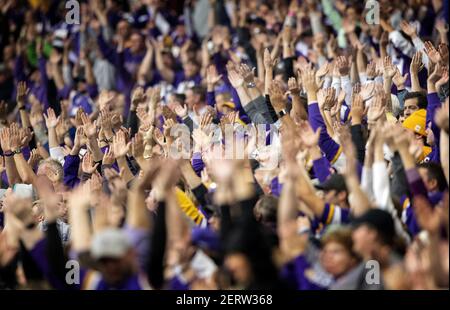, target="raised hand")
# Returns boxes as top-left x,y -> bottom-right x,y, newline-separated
0,128 -> 11,152
173,103 -> 188,118
73,127 -> 85,149
392,68 -> 408,89
287,77 -> 300,95
227,66 -> 244,88
16,81 -> 29,107
268,80 -> 286,112
298,120 -> 321,149
428,63 -> 445,84
400,20 -> 417,38
161,117 -> 175,139
19,127 -> 33,147
438,43 -> 449,62
131,133 -> 145,159
136,106 -> 151,126
199,112 -> 213,134
102,147 -> 115,165
360,82 -> 375,101
336,55 -> 350,76
383,56 -> 396,79
367,91 -> 386,123
351,93 -> 365,123
27,148 -> 42,168
237,63 -> 256,84
300,65 -> 318,96
81,112 -> 97,138
97,90 -> 115,110
318,87 -> 336,111
43,108 -> 60,129
206,65 -> 223,88
99,109 -> 113,134
424,41 -> 442,64
192,128 -> 213,151
410,51 -> 424,74
112,130 -> 131,158
131,86 -> 146,108
146,86 -> 161,109
435,19 -> 449,35
9,123 -> 28,151
330,93 -> 344,119
263,48 -> 278,69
81,152 -> 99,174
111,113 -> 123,130
366,61 -> 377,79
316,62 -> 330,78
